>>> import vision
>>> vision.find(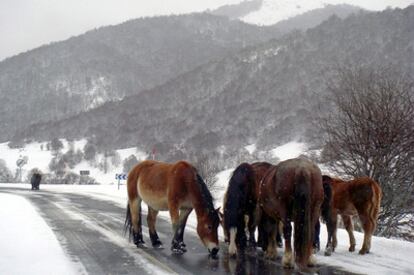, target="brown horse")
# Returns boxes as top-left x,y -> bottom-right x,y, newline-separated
258,158 -> 323,269
321,175 -> 382,255
124,160 -> 220,257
